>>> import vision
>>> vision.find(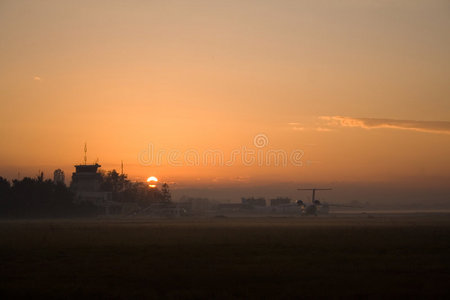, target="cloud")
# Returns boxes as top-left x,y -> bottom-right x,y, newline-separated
288,121 -> 332,132
231,176 -> 250,182
287,122 -> 305,131
315,127 -> 334,132
320,116 -> 450,135
33,76 -> 42,81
